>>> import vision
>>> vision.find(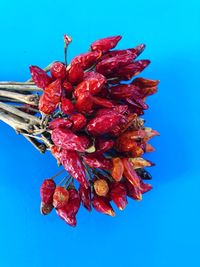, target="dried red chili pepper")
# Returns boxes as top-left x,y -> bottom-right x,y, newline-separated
48,118 -> 72,130
75,91 -> 94,113
91,35 -> 122,52
122,158 -> 141,188
61,150 -> 88,188
92,195 -> 115,216
96,54 -> 135,76
71,50 -> 102,69
132,77 -> 159,88
92,96 -> 114,108
62,80 -> 73,93
53,186 -> 69,209
87,112 -> 122,135
124,179 -> 142,201
94,138 -> 114,155
39,79 -> 61,114
51,127 -> 89,152
70,113 -> 87,132
64,188 -> 81,217
110,182 -> 128,210
111,158 -> 124,182
67,64 -> 84,84
114,60 -> 150,80
50,61 -> 66,80
94,179 -> 109,197
56,207 -> 77,227
40,179 -> 56,205
60,97 -> 75,115
83,154 -> 112,170
74,73 -> 106,98
29,65 -> 52,89
79,186 -> 91,211
109,84 -> 139,99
